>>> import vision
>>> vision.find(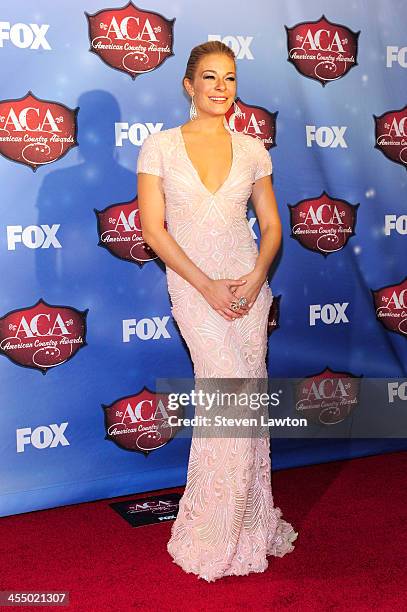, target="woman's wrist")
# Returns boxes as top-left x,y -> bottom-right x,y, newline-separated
252,264 -> 268,283
196,274 -> 213,295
